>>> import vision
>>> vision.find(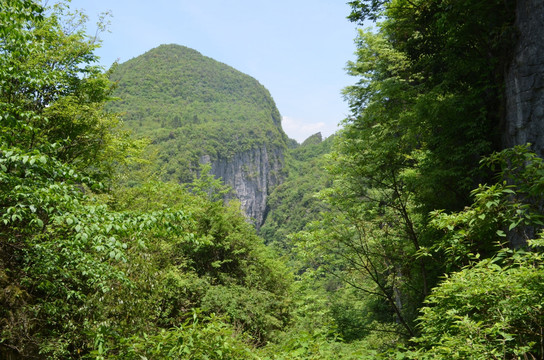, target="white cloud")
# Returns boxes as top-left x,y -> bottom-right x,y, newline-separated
281,116 -> 326,143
